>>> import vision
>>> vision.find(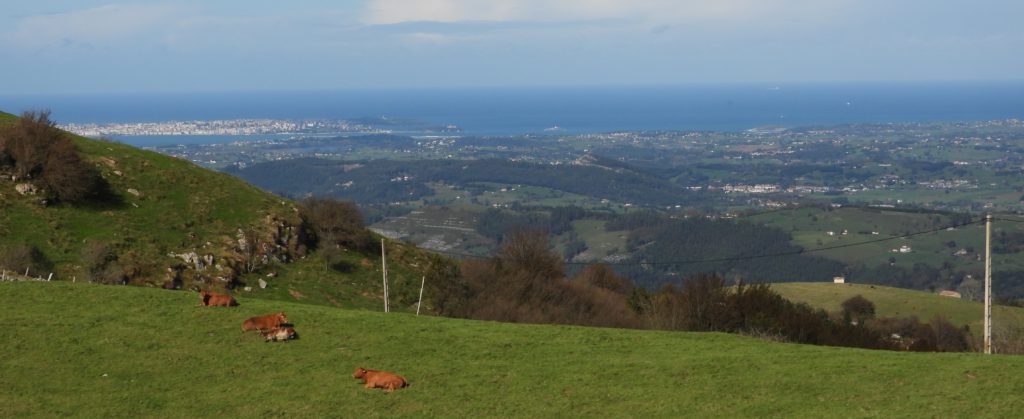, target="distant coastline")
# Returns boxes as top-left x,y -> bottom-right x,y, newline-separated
4,82 -> 1023,139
